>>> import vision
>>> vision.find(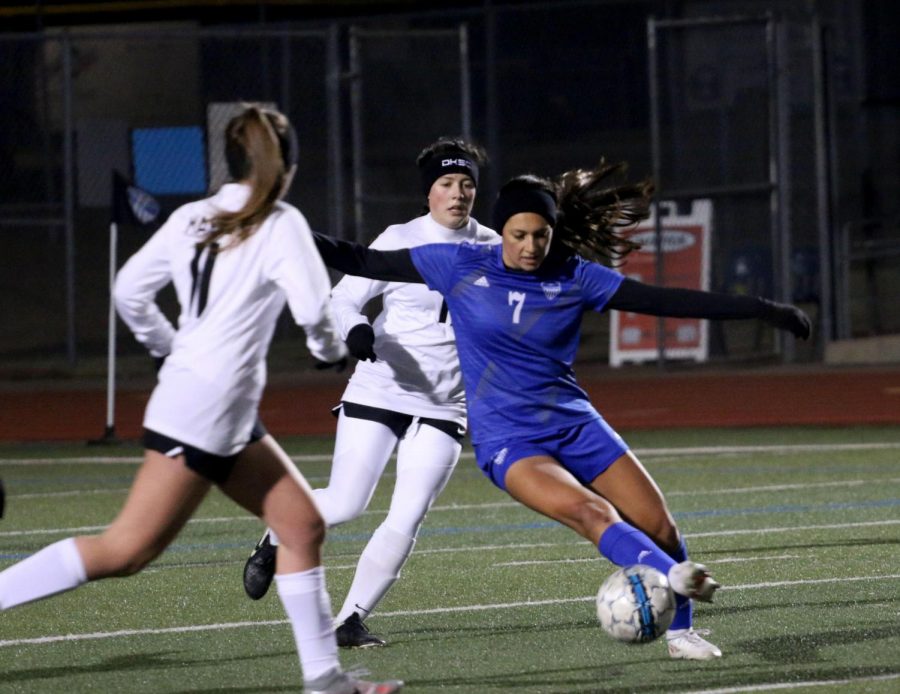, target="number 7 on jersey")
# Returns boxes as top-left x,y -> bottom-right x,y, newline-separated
508,291 -> 526,324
